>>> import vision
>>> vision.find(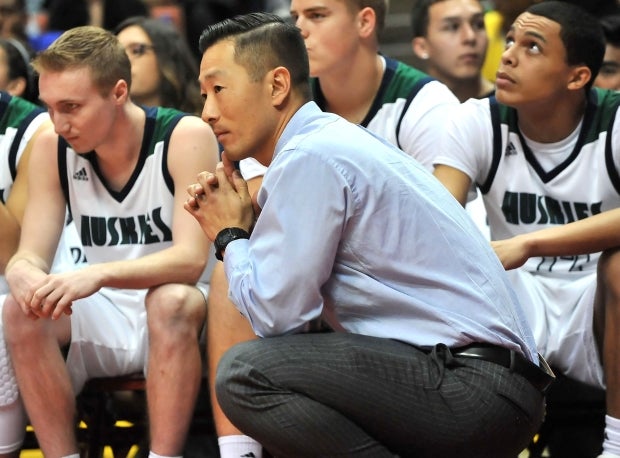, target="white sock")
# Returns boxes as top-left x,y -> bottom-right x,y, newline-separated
148,453 -> 182,458
61,455 -> 80,458
218,435 -> 262,458
603,414 -> 620,457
